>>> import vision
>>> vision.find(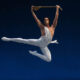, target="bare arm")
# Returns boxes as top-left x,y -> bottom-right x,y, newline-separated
31,6 -> 44,29
51,5 -> 61,29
